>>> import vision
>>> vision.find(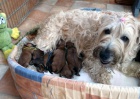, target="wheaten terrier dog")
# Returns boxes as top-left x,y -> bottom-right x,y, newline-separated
34,9 -> 140,84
